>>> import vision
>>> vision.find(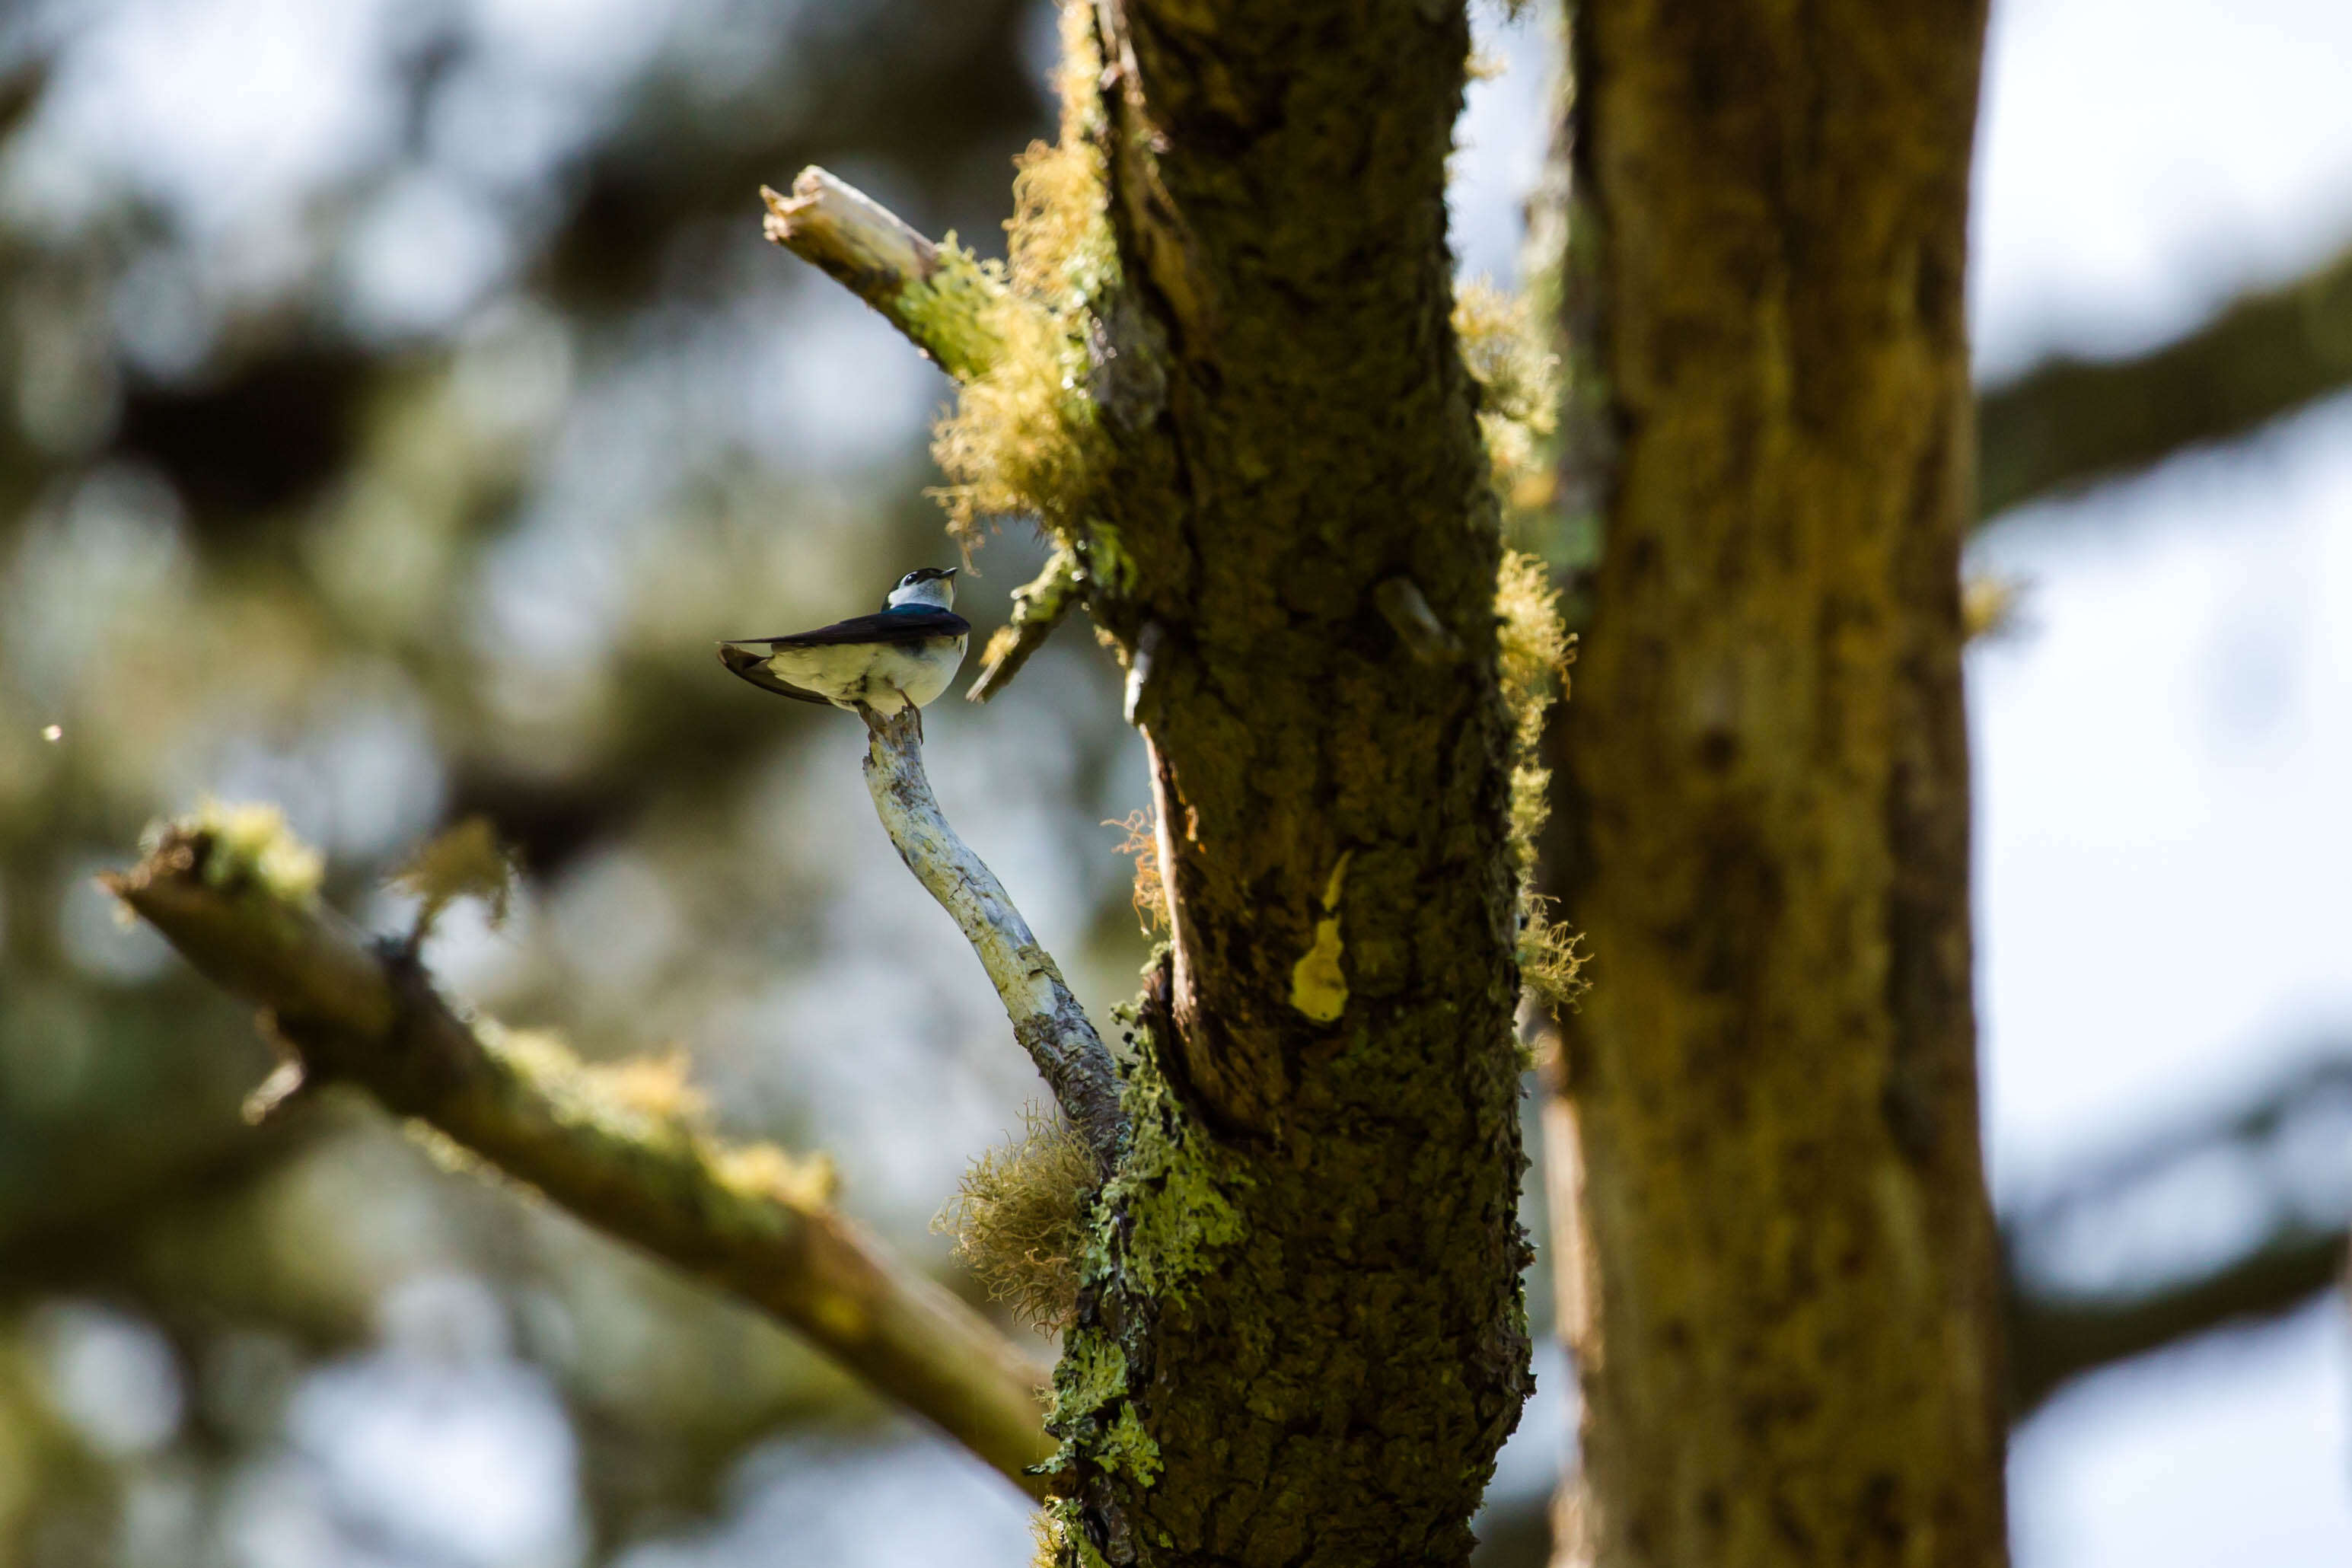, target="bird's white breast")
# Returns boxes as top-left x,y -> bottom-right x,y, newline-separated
763,633 -> 967,712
